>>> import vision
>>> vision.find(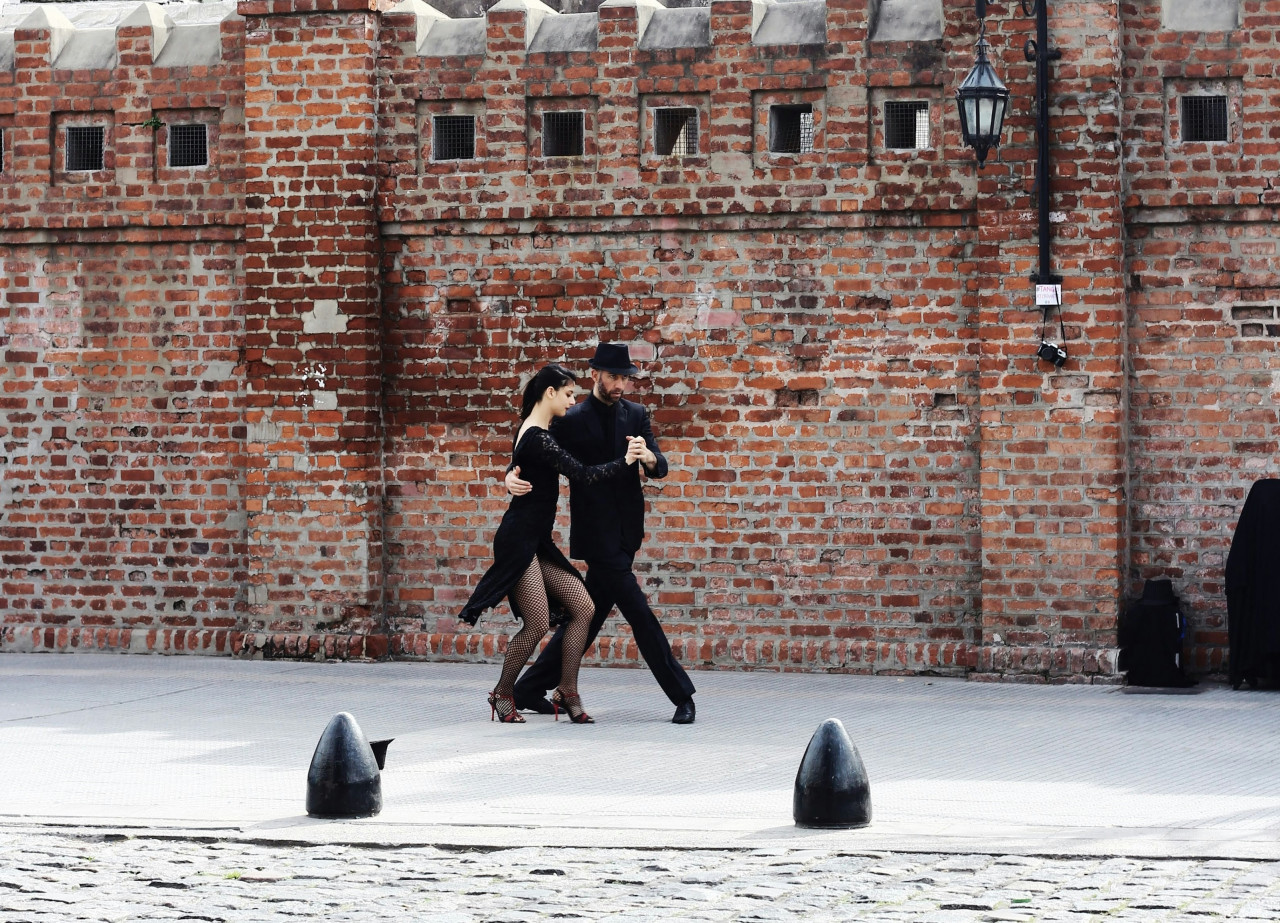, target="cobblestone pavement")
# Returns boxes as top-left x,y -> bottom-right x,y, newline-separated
3,830 -> 1279,923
